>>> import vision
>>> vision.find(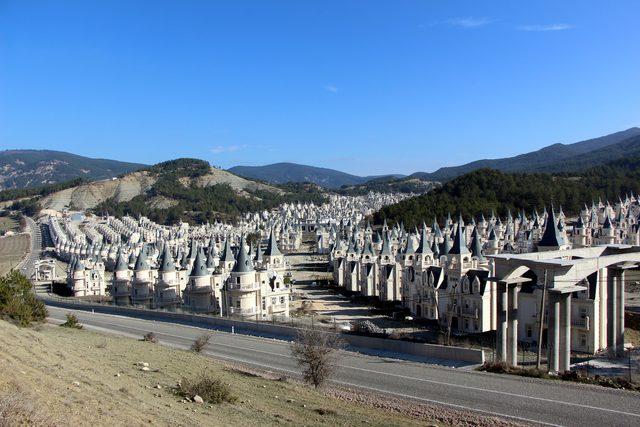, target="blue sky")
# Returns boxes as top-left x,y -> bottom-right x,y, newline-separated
1,1 -> 639,175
